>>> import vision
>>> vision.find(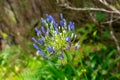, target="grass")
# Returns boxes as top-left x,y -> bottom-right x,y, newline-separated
0,42 -> 120,80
